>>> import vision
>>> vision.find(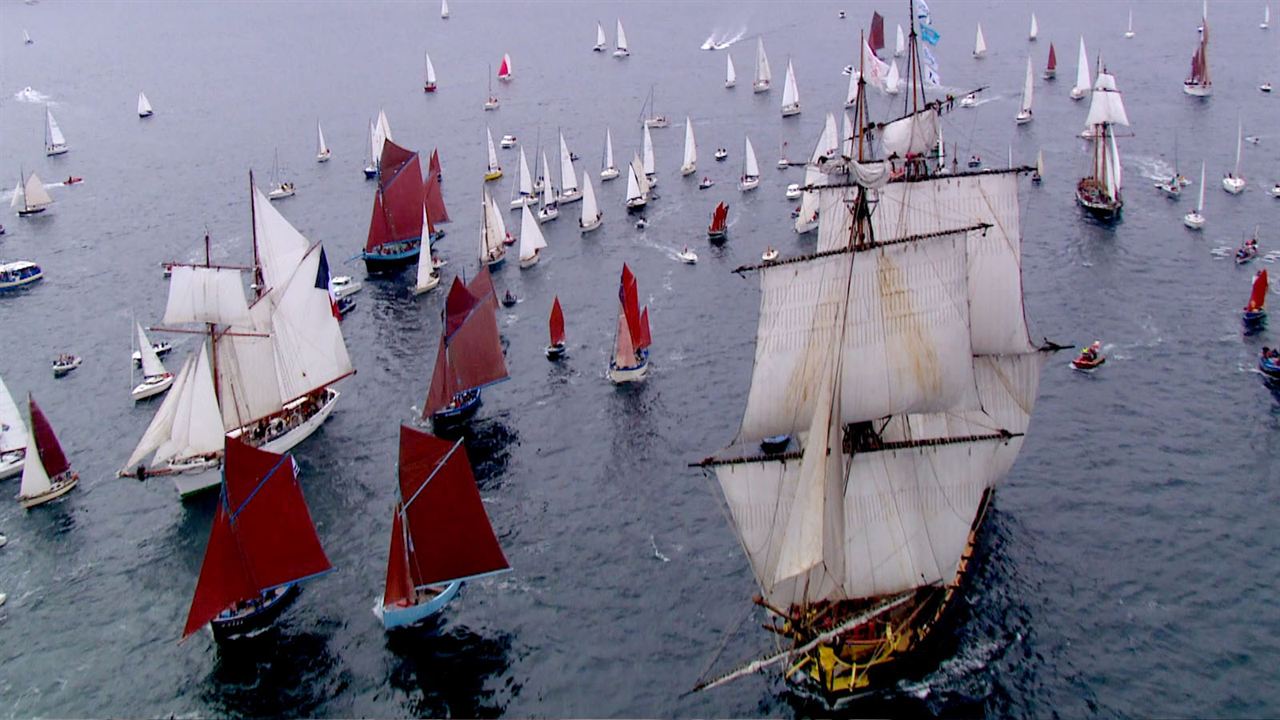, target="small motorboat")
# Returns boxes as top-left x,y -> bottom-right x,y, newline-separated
761,247 -> 779,263
337,296 -> 356,316
1070,342 -> 1105,372
1154,177 -> 1181,197
331,275 -> 363,298
714,148 -> 729,161
131,340 -> 173,366
0,261 -> 42,290
52,354 -> 82,377
484,96 -> 500,111
967,155 -> 982,169
837,11 -> 846,19
776,157 -> 789,169
698,177 -> 714,189
1262,83 -> 1274,93
1271,183 -> 1280,198
500,134 -> 517,148
677,247 -> 698,264
635,218 -> 648,229
1246,136 -> 1262,145
63,176 -> 83,185
784,183 -> 802,199
644,115 -> 669,129
959,93 -> 978,108
501,290 -> 517,307
1259,350 -> 1280,379
1236,240 -> 1260,265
